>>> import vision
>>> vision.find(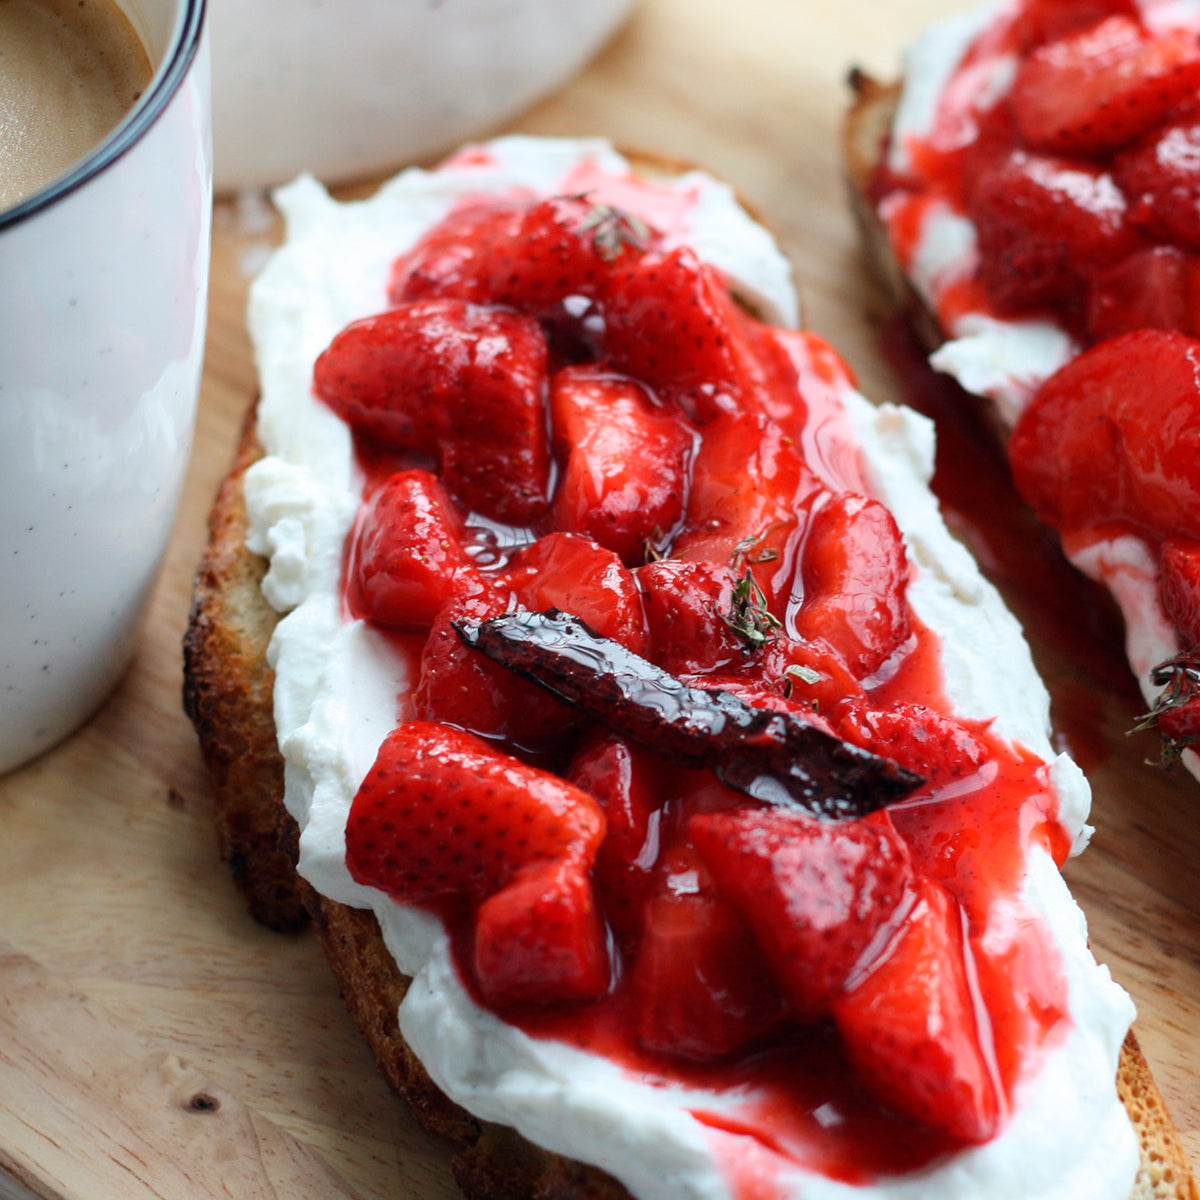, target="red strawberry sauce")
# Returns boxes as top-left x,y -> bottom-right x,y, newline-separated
316,164 -> 1075,1192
